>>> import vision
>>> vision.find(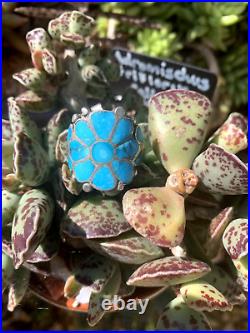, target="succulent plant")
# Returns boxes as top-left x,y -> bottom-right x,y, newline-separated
2,10 -> 248,330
